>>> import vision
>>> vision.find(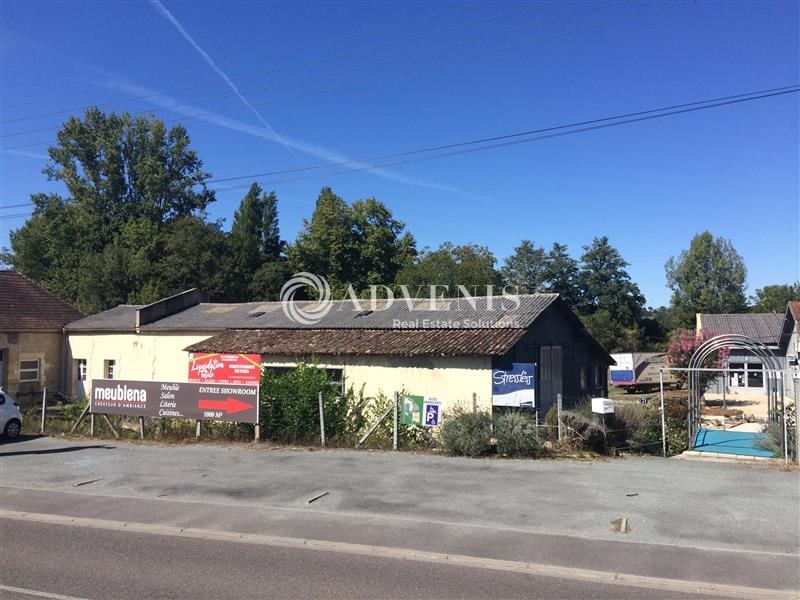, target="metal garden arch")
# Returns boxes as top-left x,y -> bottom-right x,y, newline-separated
687,334 -> 787,460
